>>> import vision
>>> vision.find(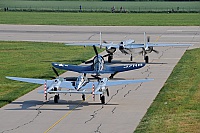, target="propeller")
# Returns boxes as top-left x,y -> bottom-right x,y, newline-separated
52,67 -> 59,77
109,72 -> 118,79
93,45 -> 98,56
91,75 -> 101,80
49,67 -> 59,79
84,60 -> 93,64
82,45 -> 99,64
152,49 -> 159,54
147,36 -> 150,42
103,53 -> 111,58
103,40 -> 108,43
